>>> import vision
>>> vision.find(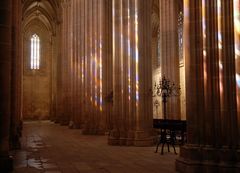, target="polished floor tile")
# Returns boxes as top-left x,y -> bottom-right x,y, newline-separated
12,121 -> 178,173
